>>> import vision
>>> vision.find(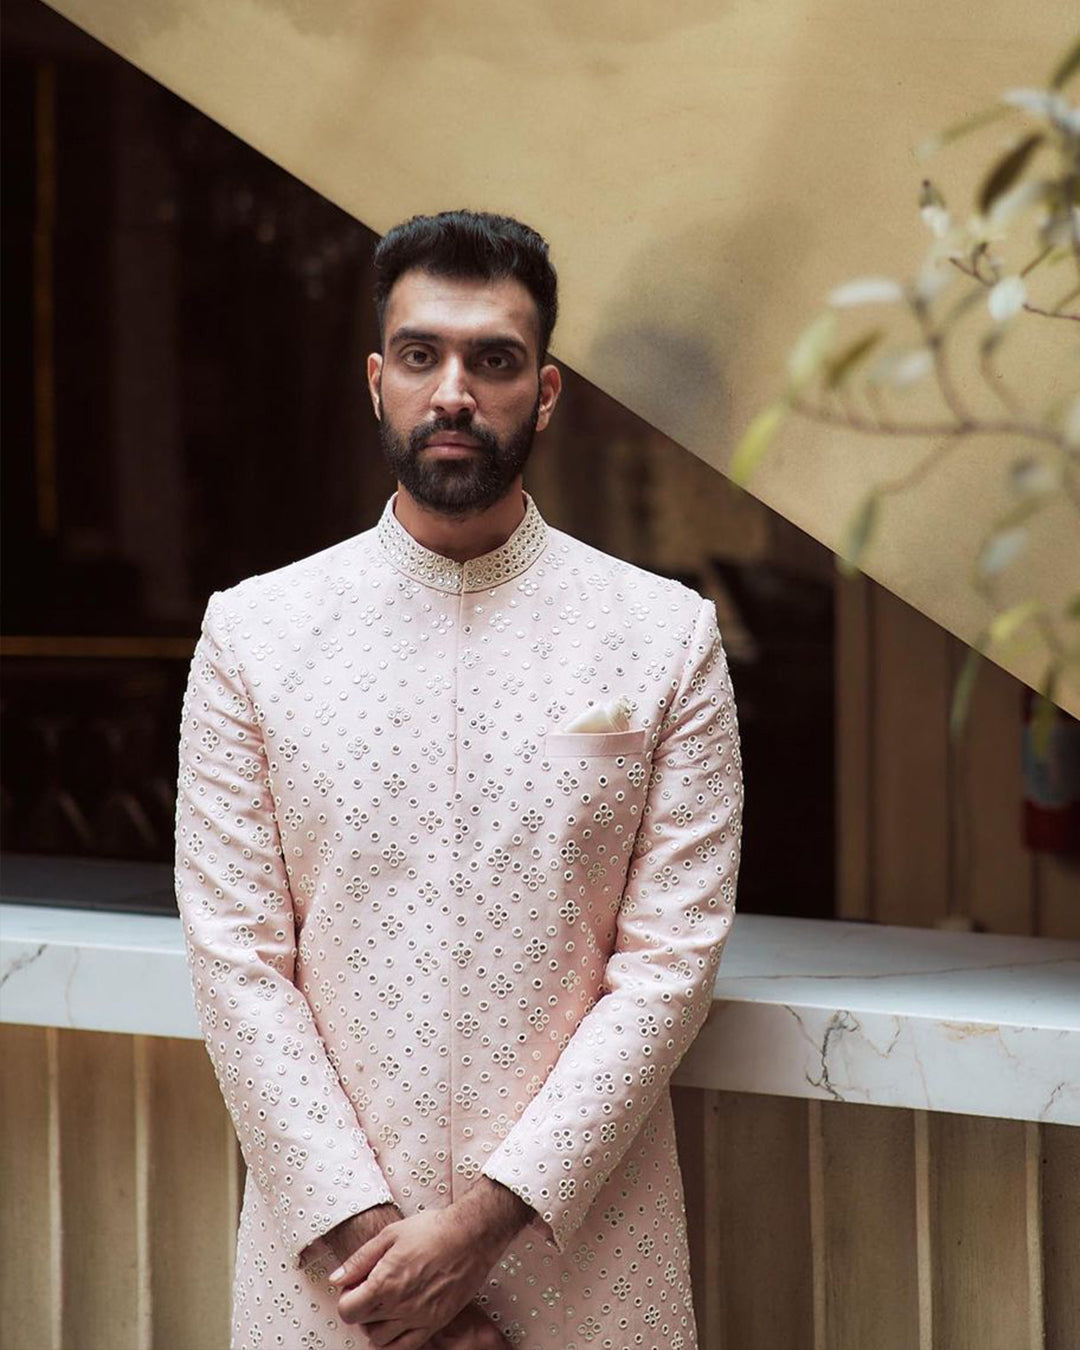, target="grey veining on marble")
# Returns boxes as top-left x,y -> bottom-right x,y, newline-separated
674,914 -> 1080,1125
0,903 -> 198,1040
2,904 -> 1077,1124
